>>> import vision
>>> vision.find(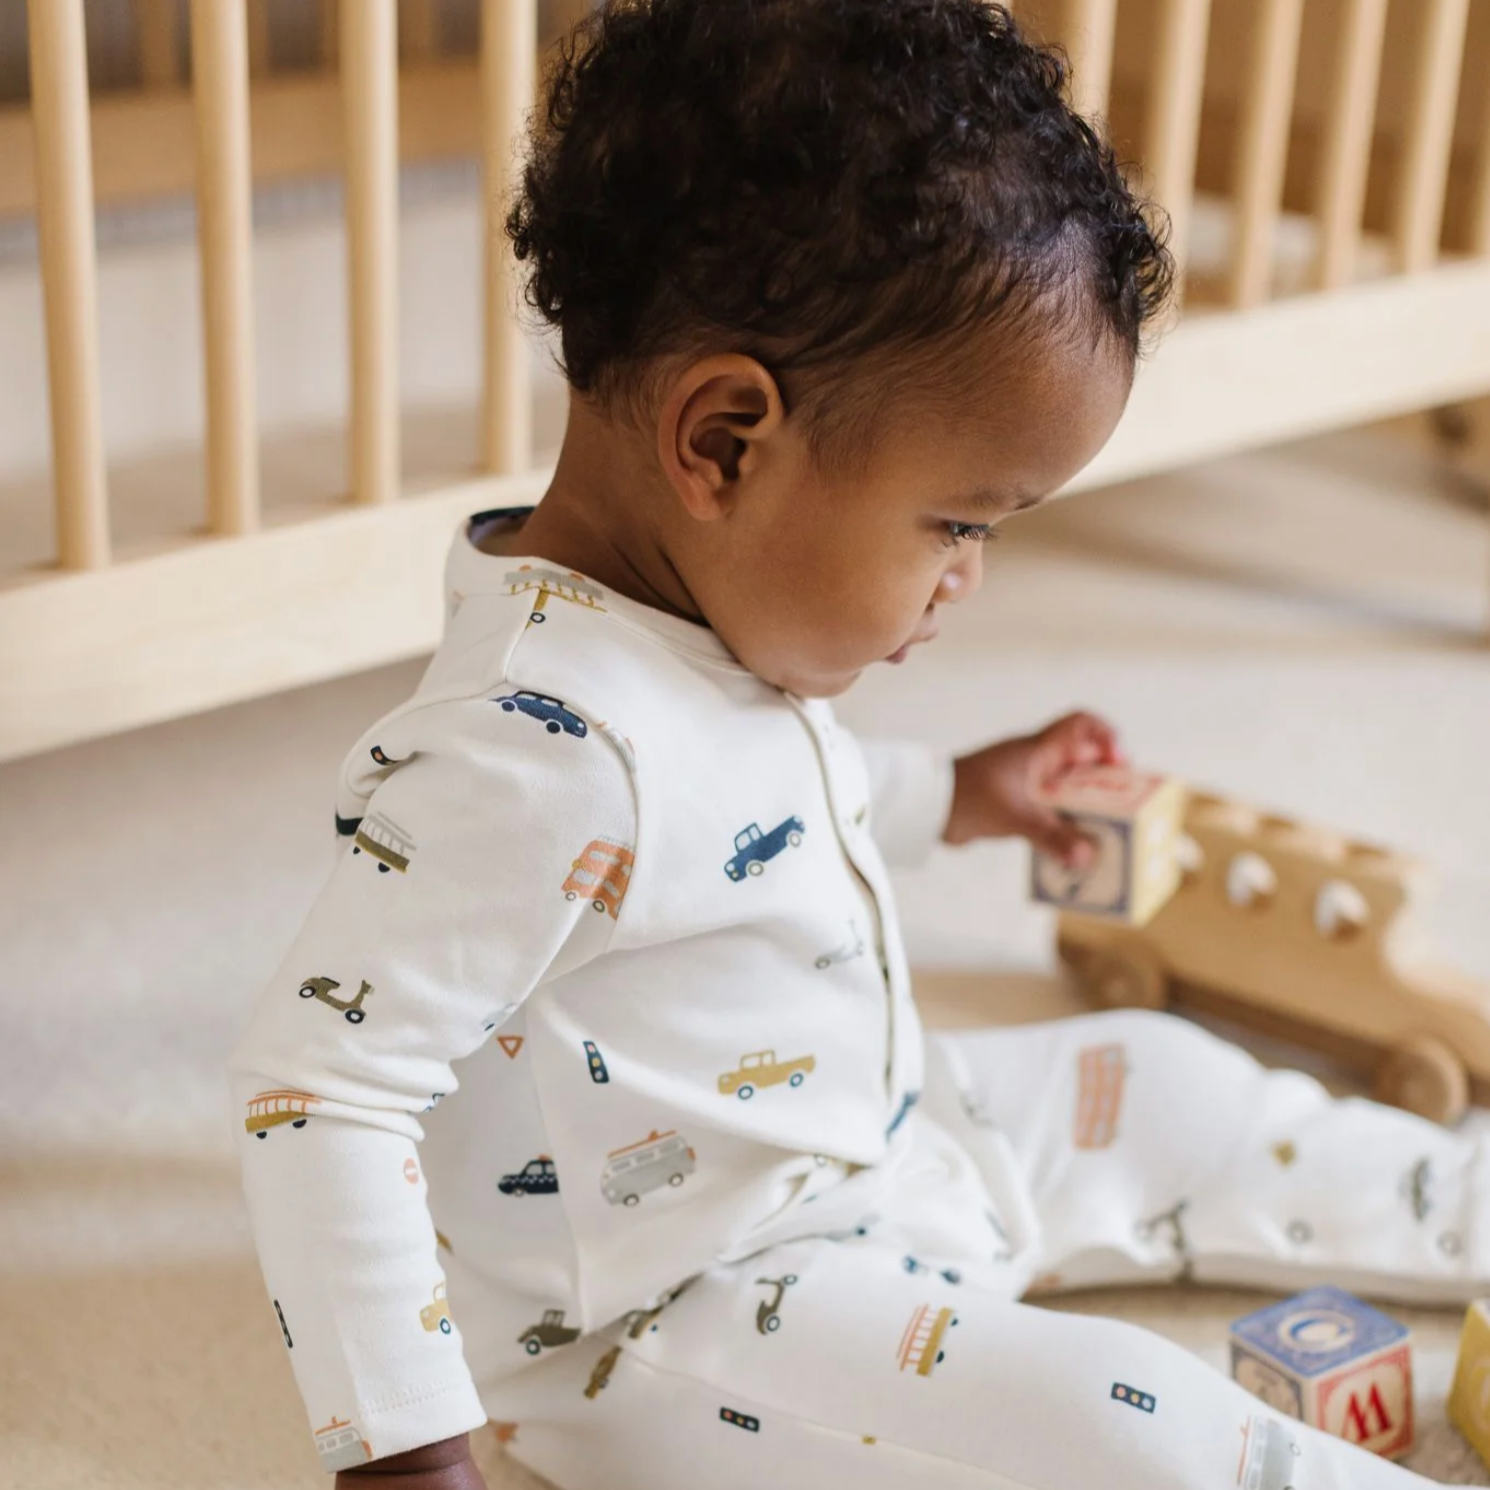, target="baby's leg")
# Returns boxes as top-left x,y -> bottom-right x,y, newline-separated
484,1238 -> 1440,1490
925,1010 -> 1490,1303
